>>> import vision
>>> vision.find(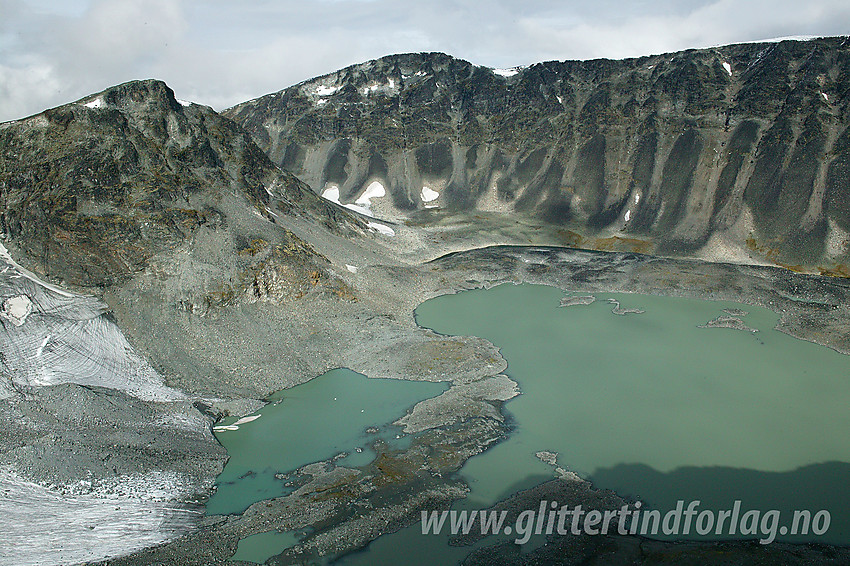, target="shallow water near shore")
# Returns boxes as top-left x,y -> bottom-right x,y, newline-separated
230,530 -> 301,564
206,368 -> 447,562
205,368 -> 446,516
342,283 -> 850,564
